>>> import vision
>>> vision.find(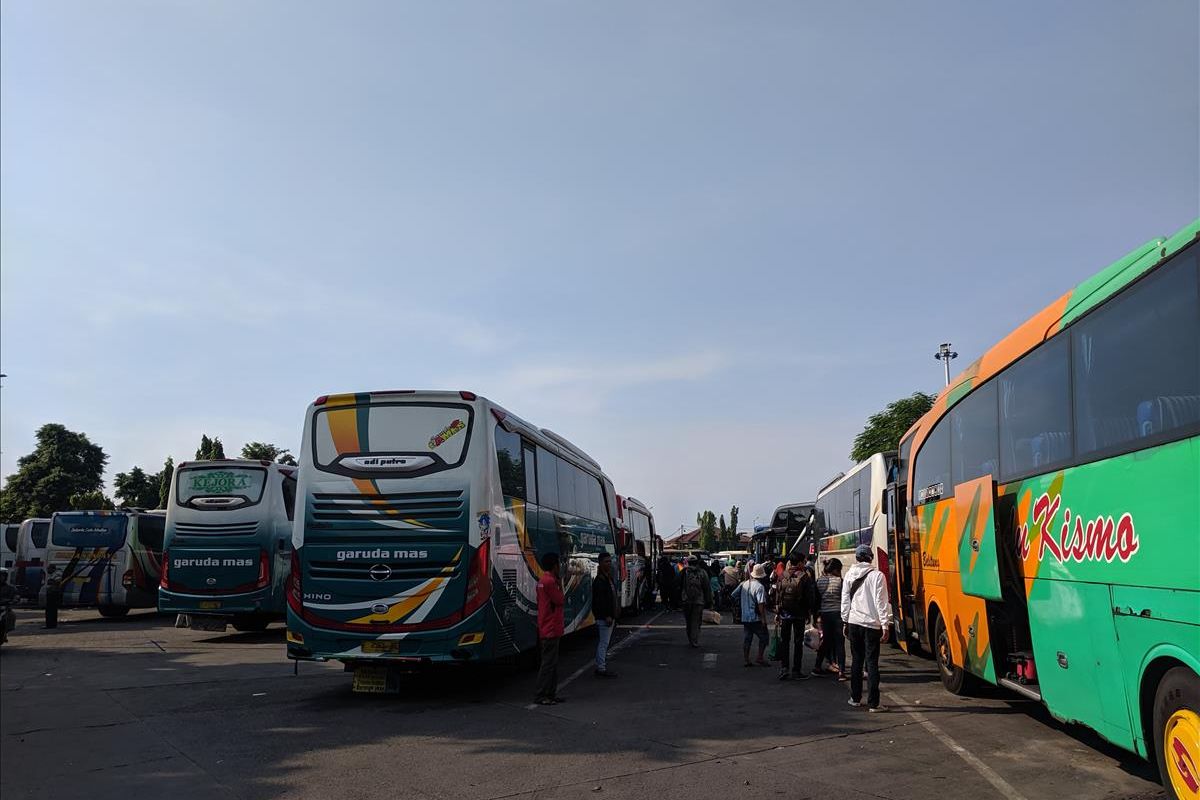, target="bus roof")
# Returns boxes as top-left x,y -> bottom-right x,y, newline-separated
902,219 -> 1200,449
623,496 -> 652,515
